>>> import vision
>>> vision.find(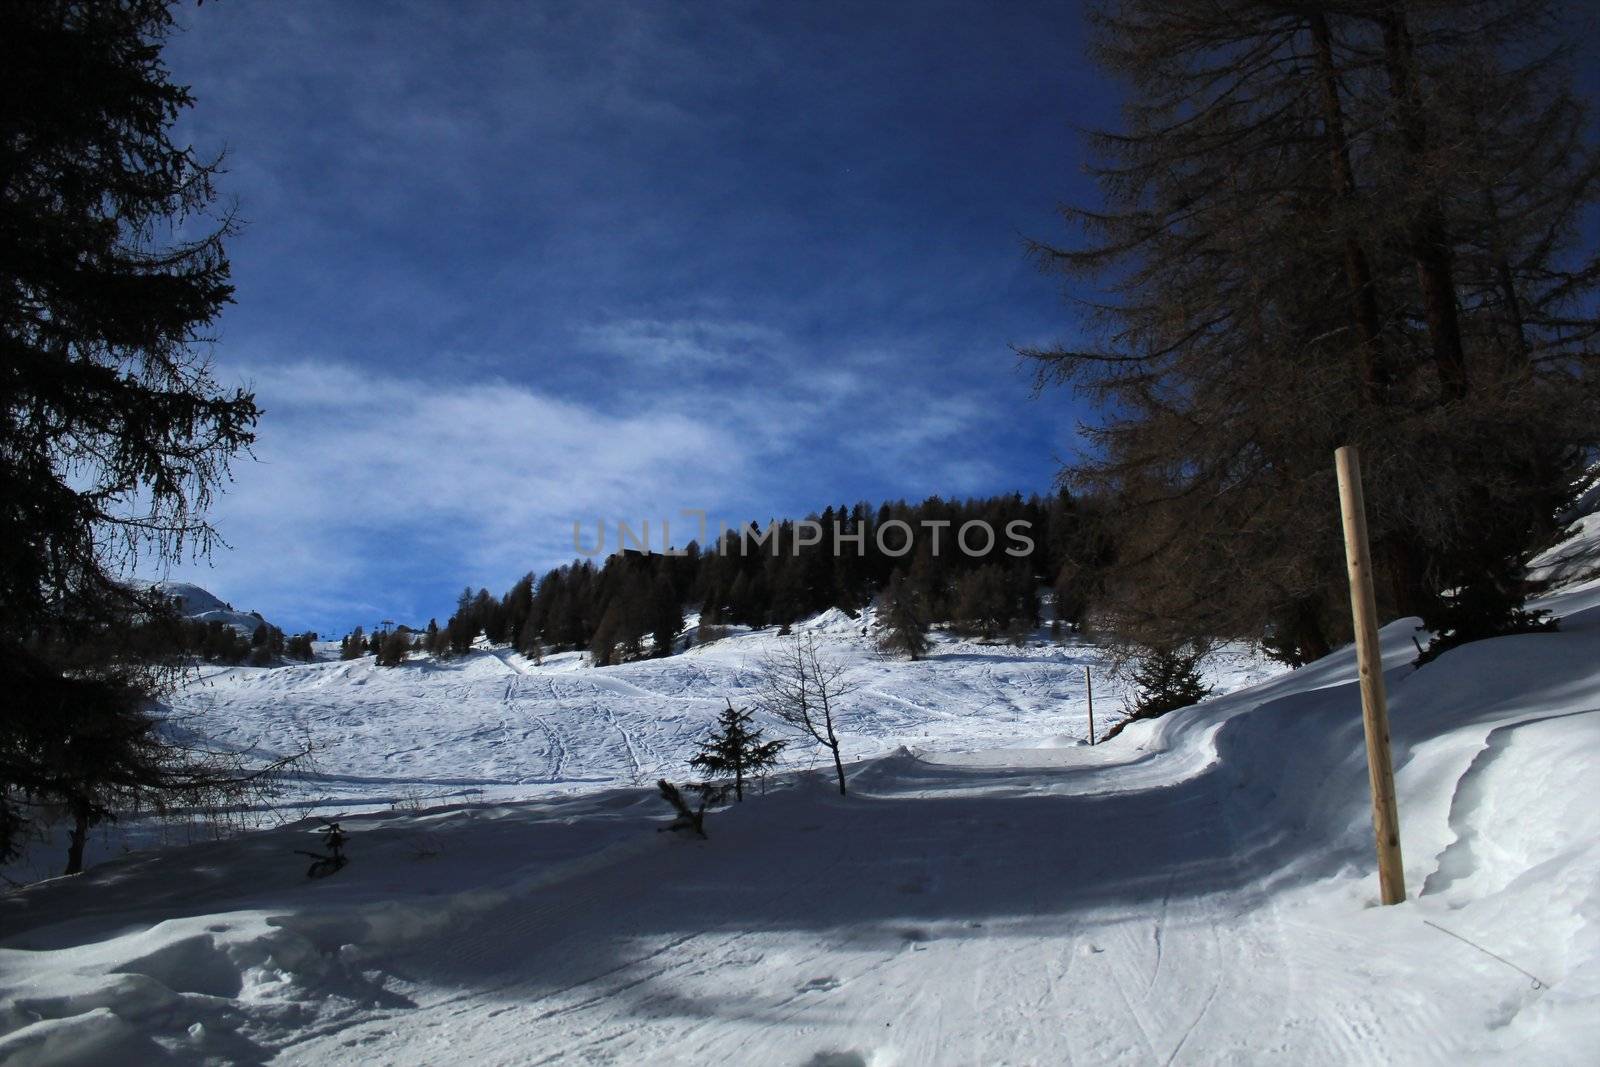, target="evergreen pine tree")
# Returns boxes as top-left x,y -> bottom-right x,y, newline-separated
688,700 -> 787,802
1127,645 -> 1212,720
0,0 -> 322,868
447,587 -> 475,654
649,575 -> 683,657
376,627 -> 410,667
876,572 -> 931,660
0,3 -> 258,653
